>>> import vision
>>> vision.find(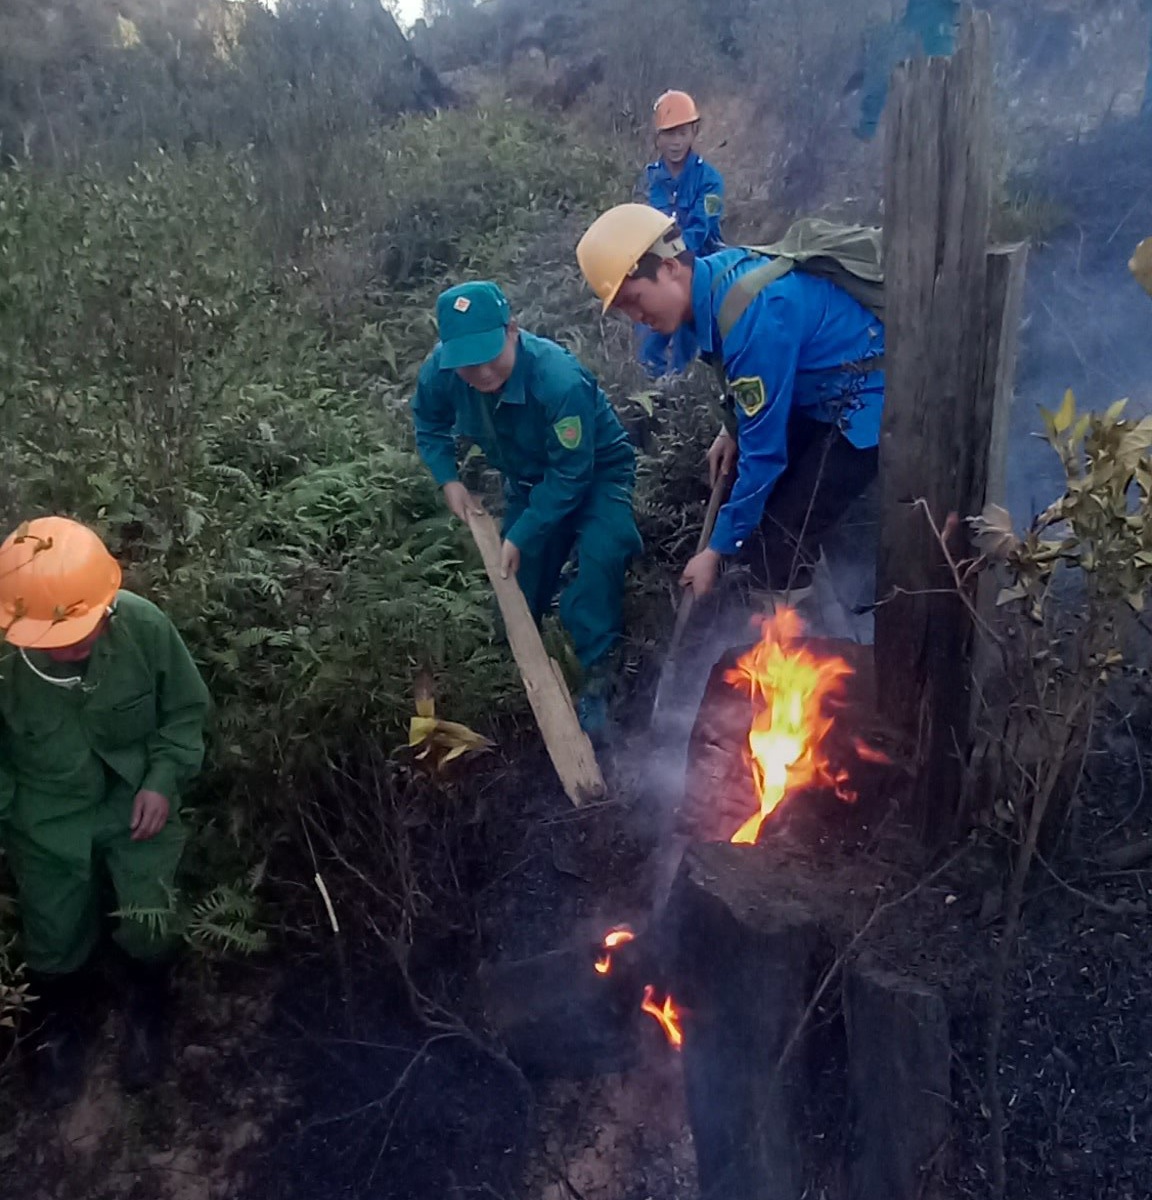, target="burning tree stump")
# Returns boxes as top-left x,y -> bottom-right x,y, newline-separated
845,961 -> 951,1200
670,843 -> 824,1200
679,636 -> 901,844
